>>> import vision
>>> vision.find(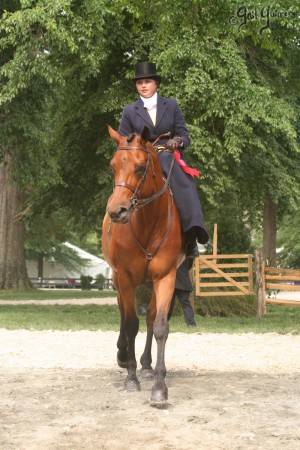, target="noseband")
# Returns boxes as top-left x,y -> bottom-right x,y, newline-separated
113,143 -> 175,211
